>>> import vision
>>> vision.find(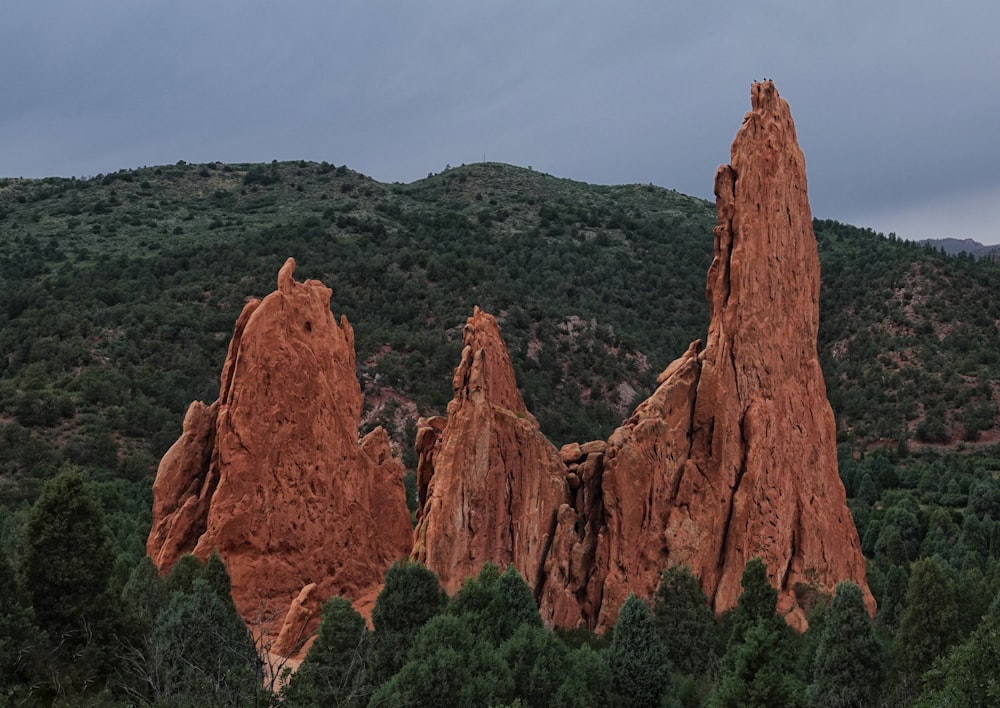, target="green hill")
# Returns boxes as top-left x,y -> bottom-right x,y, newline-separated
1,160 -> 999,517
